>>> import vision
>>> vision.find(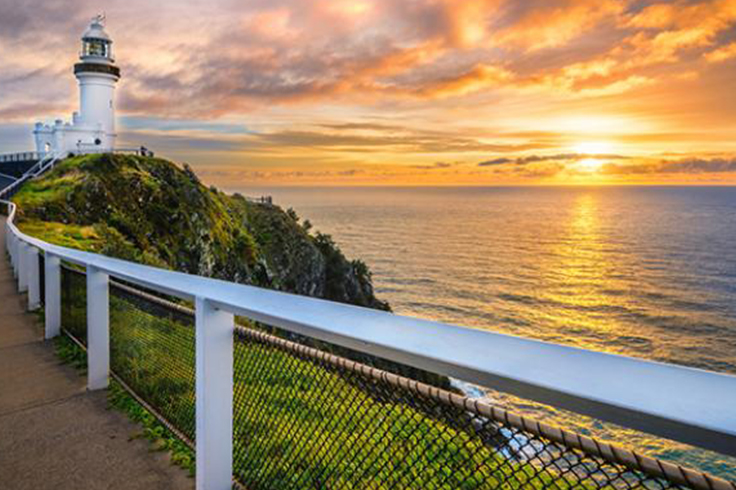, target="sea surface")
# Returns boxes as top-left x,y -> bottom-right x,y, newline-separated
231,185 -> 736,478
